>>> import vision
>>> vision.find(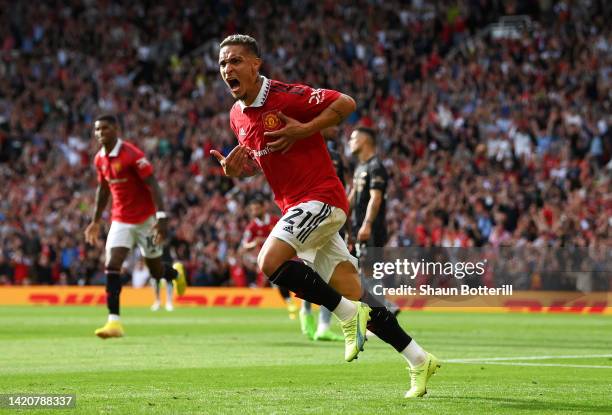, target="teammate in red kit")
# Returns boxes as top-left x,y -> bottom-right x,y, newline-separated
84,114 -> 187,339
211,35 -> 439,398
241,196 -> 298,318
